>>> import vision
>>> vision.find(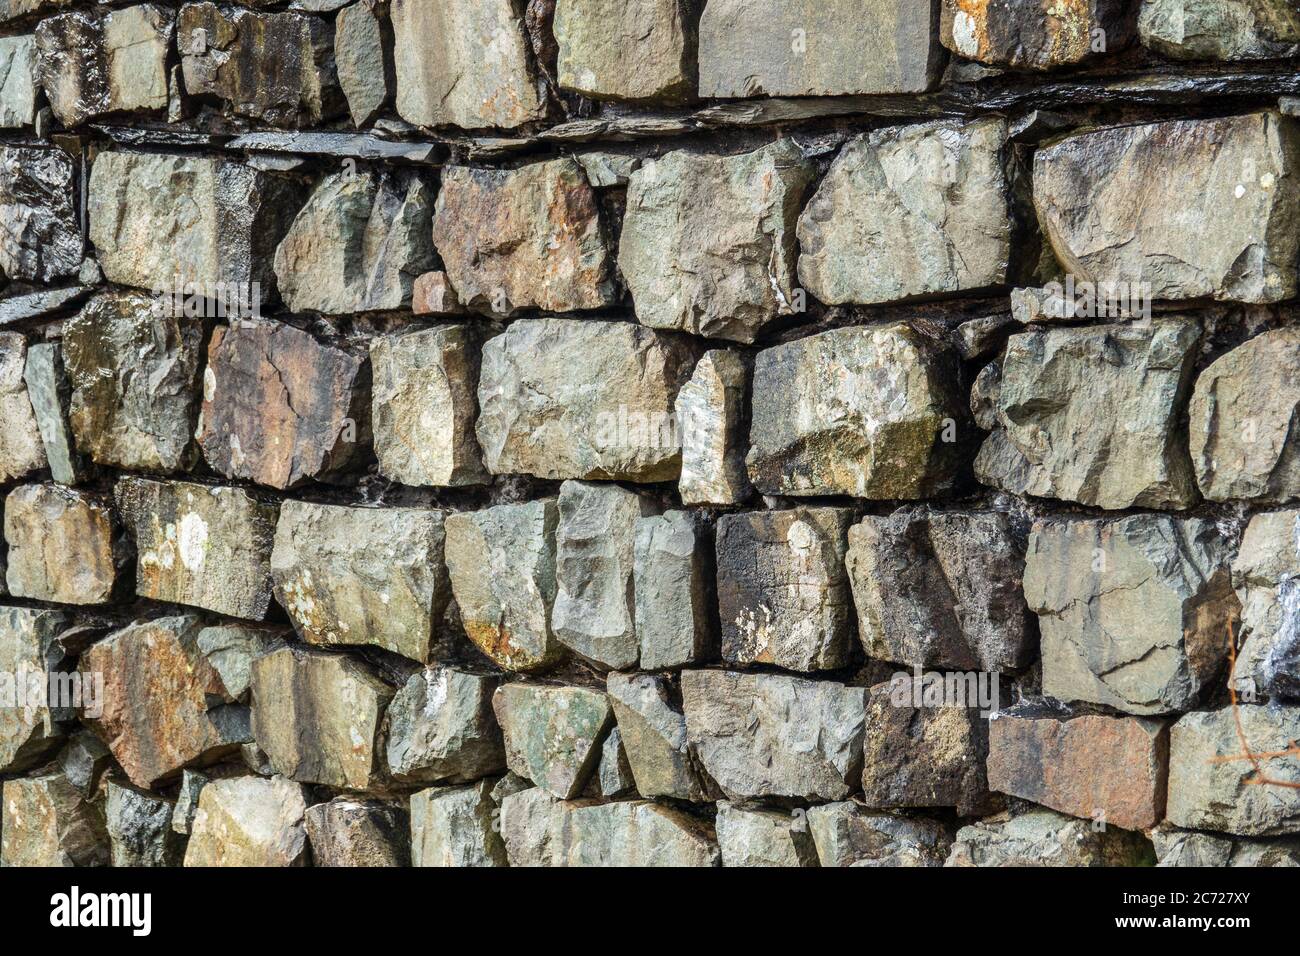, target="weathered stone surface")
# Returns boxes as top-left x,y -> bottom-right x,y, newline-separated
634,511 -> 713,670
5,485 -> 123,605
171,769 -> 208,835
598,728 -> 637,798
945,808 -> 1154,866
0,36 -> 39,128
386,666 -> 505,786
806,802 -> 953,867
410,779 -> 507,867
1153,826 -> 1300,866
620,142 -> 813,343
106,781 -> 183,867
89,152 -> 303,297
477,319 -> 696,483
1034,111 -> 1300,303
975,319 -> 1202,510
184,776 -> 309,866
0,333 -> 47,481
554,0 -> 696,103
178,3 -> 343,127
370,325 -> 487,487
799,119 -> 1013,306
24,343 -> 87,485
556,799 -> 720,867
1189,327 -> 1300,503
1139,0 -> 1300,60
250,644 -> 393,790
493,683 -> 613,799
271,501 -> 446,662
1231,509 -> 1300,701
444,499 -> 563,672
197,321 -> 371,490
433,161 -> 615,316
847,510 -> 1032,672
410,271 -> 463,315
698,0 -> 943,97
34,6 -> 172,127
274,169 -> 435,314
499,786 -> 562,866
80,616 -> 248,788
58,730 -> 112,799
861,681 -> 995,817
391,0 -> 545,130
116,477 -> 279,620
554,481 -> 658,670
683,670 -> 866,801
1025,515 -> 1239,715
196,625 -> 277,703
675,350 -> 752,506
0,145 -> 81,283
748,324 -> 967,498
606,672 -> 709,802
941,0 -> 1132,69
63,291 -> 203,474
0,606 -> 68,773
1168,704 -> 1300,835
0,770 -> 109,866
306,797 -> 409,866
988,707 -> 1168,830
335,0 -> 394,127
716,802 -> 818,867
